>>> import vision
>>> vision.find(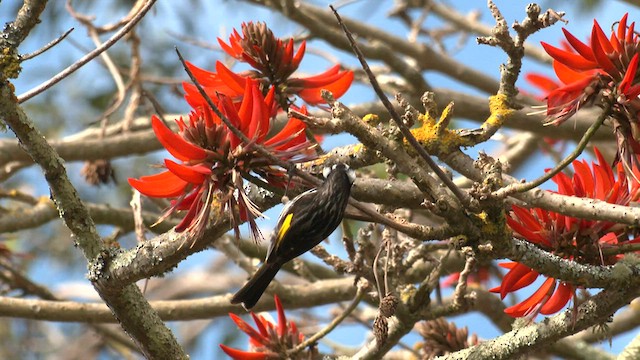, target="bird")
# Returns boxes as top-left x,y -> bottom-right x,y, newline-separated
231,163 -> 356,309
